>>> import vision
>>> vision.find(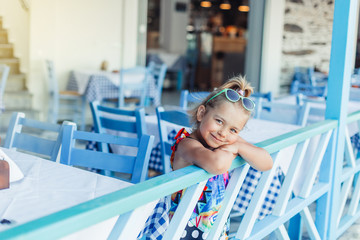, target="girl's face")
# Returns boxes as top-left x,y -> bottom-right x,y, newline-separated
196,101 -> 249,149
